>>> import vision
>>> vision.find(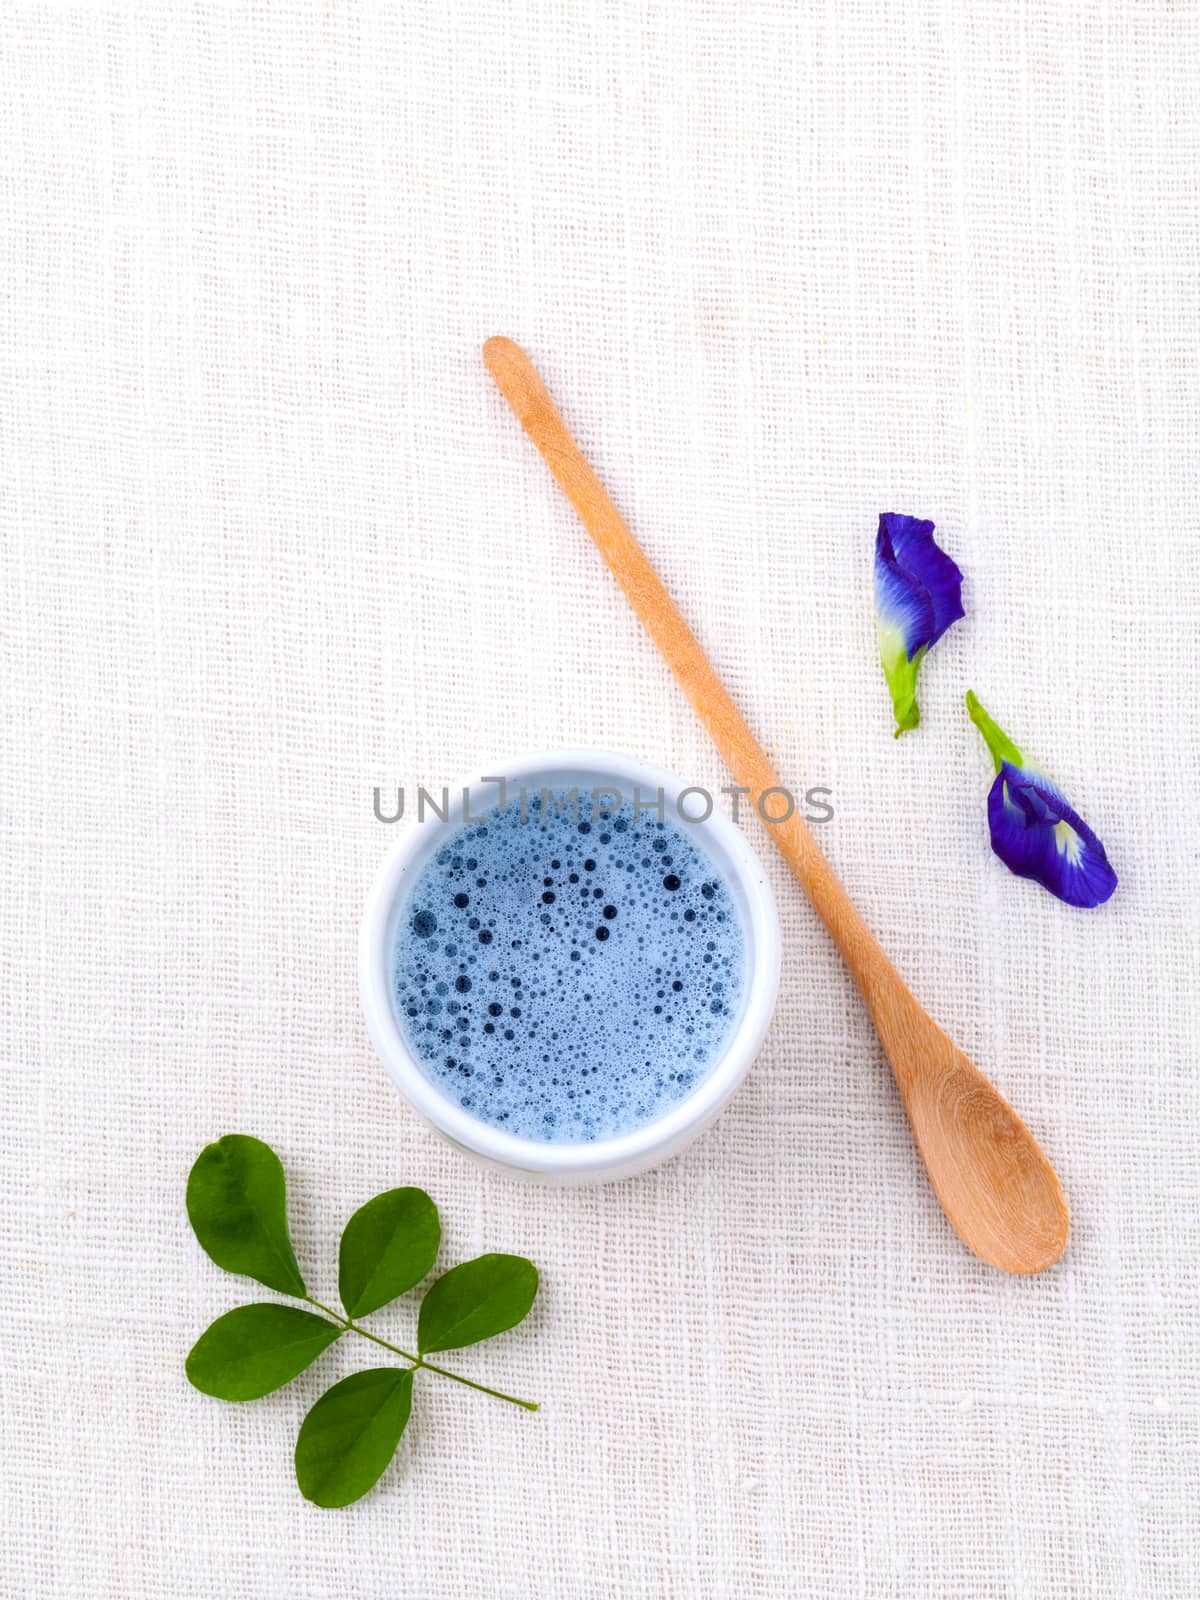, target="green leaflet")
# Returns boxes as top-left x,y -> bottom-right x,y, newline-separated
187,1134 -> 307,1297
186,1304 -> 341,1401
295,1368 -> 415,1508
339,1187 -> 441,1319
418,1254 -> 539,1354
